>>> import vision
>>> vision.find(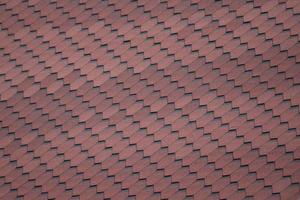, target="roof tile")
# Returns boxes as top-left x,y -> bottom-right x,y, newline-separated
0,0 -> 299,198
